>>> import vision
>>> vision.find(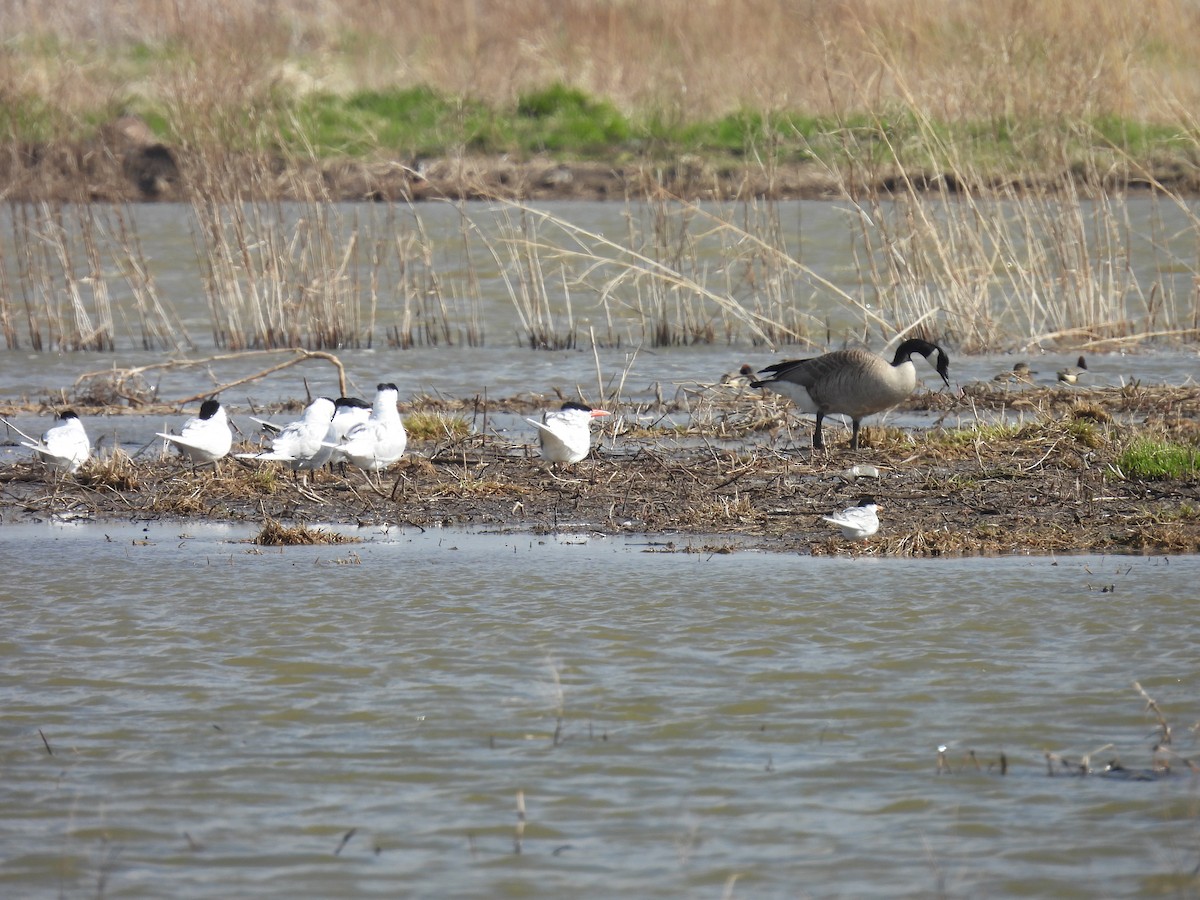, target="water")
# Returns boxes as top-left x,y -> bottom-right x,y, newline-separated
3,199 -> 1199,897
2,523 -> 1198,897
